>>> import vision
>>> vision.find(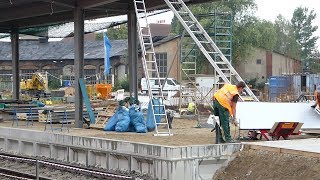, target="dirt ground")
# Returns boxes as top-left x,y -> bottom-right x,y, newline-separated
0,118 -> 316,146
214,149 -> 320,180
0,118 -> 217,146
1,118 -> 320,179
